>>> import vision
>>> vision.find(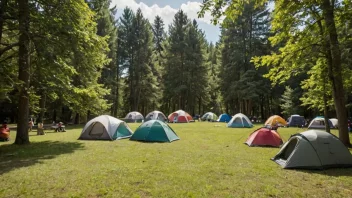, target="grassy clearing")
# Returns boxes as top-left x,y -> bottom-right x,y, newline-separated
0,122 -> 352,198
